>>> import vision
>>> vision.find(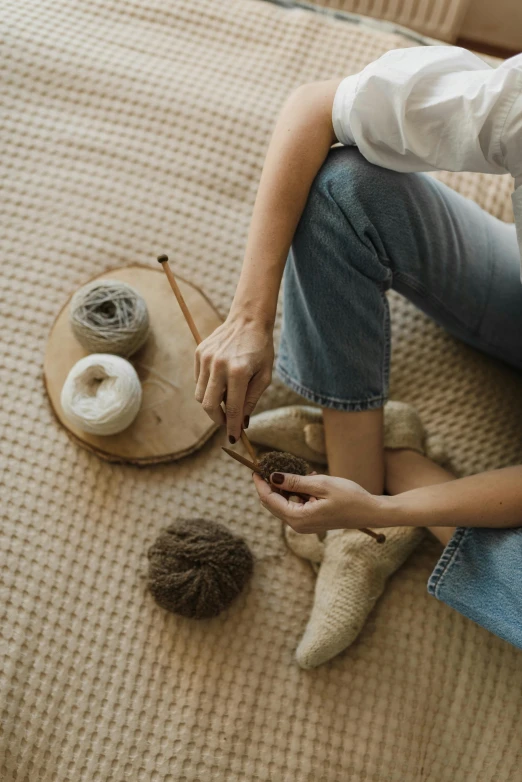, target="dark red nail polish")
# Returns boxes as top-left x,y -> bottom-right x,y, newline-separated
271,472 -> 284,484
229,435 -> 236,444
244,415 -> 250,429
